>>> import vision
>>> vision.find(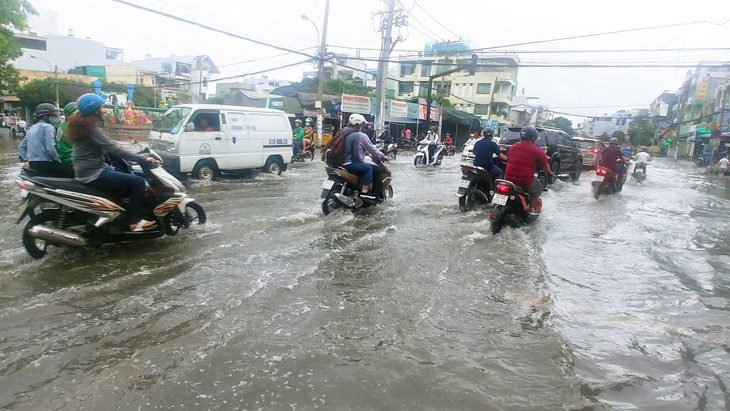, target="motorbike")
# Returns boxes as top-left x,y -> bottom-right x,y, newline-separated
445,144 -> 456,156
11,120 -> 27,139
487,168 -> 548,233
414,142 -> 446,166
291,140 -> 316,162
15,146 -> 206,259
376,139 -> 398,161
456,155 -> 509,212
397,137 -> 416,149
319,162 -> 393,215
592,162 -> 627,199
631,162 -> 647,183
